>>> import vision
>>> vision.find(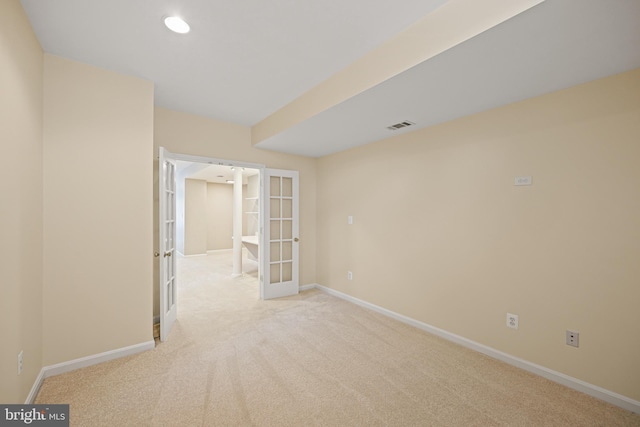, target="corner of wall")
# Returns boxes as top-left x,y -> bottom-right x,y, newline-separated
0,0 -> 45,404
